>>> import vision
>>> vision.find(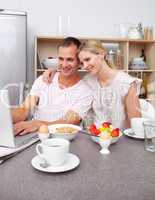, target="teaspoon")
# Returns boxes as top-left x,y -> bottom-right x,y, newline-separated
39,158 -> 50,168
